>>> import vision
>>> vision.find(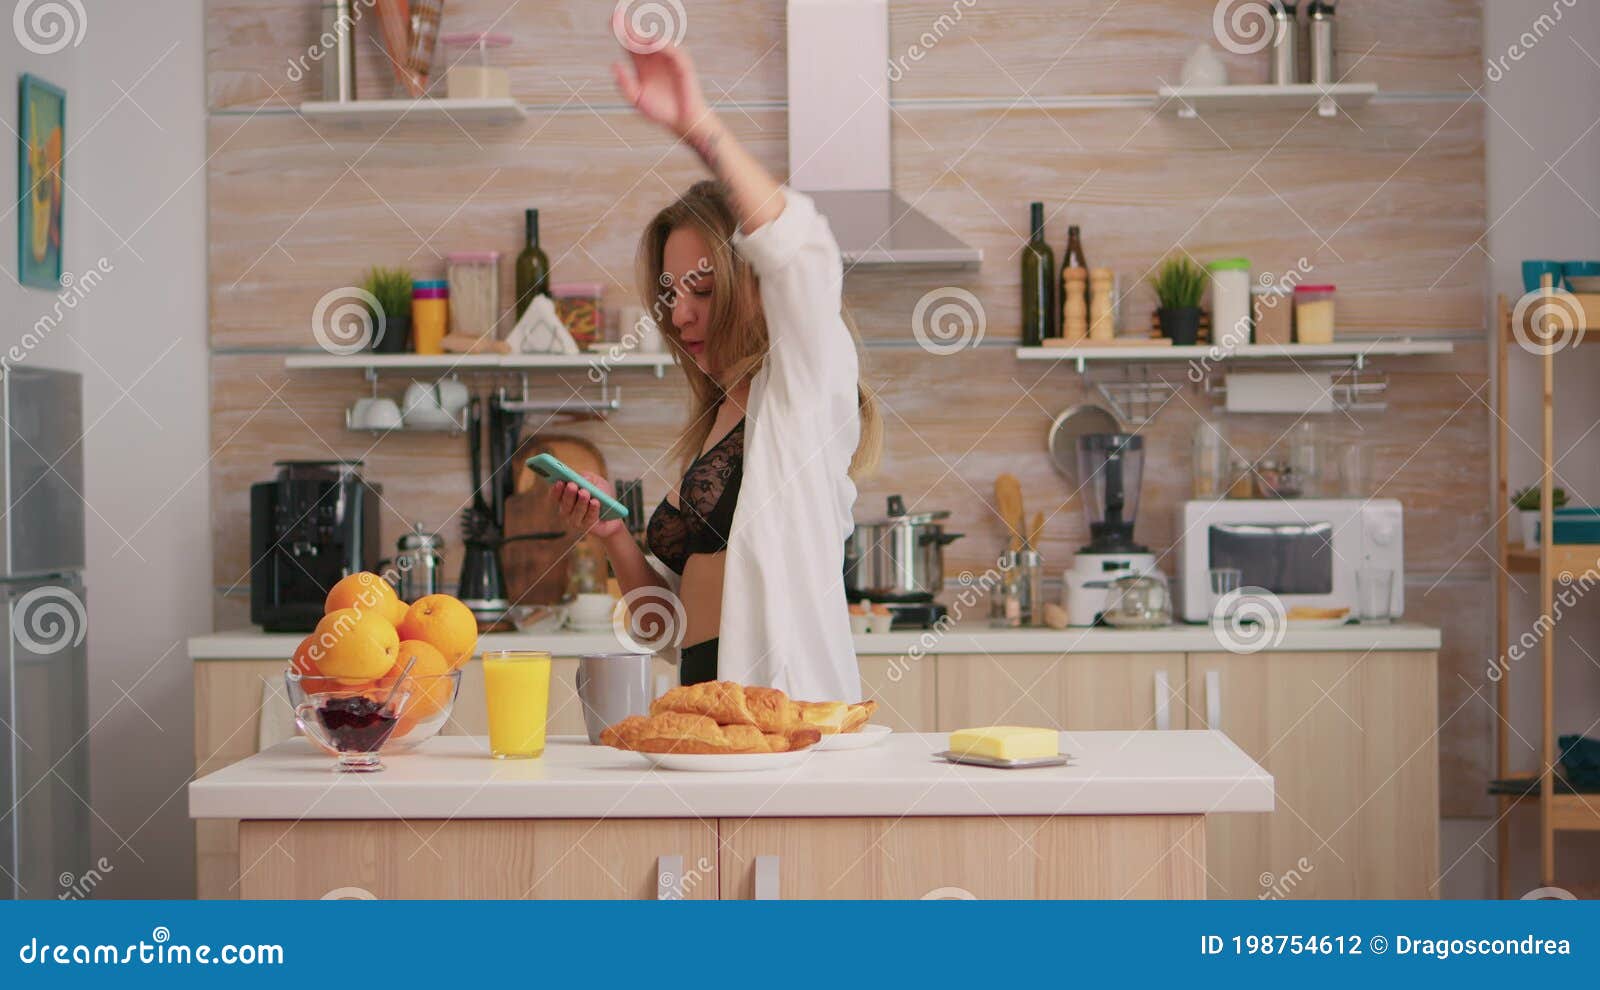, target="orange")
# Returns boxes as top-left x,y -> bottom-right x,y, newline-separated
312,607 -> 400,681
379,595 -> 409,626
325,572 -> 402,619
289,634 -> 344,694
380,640 -> 454,723
397,595 -> 478,669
